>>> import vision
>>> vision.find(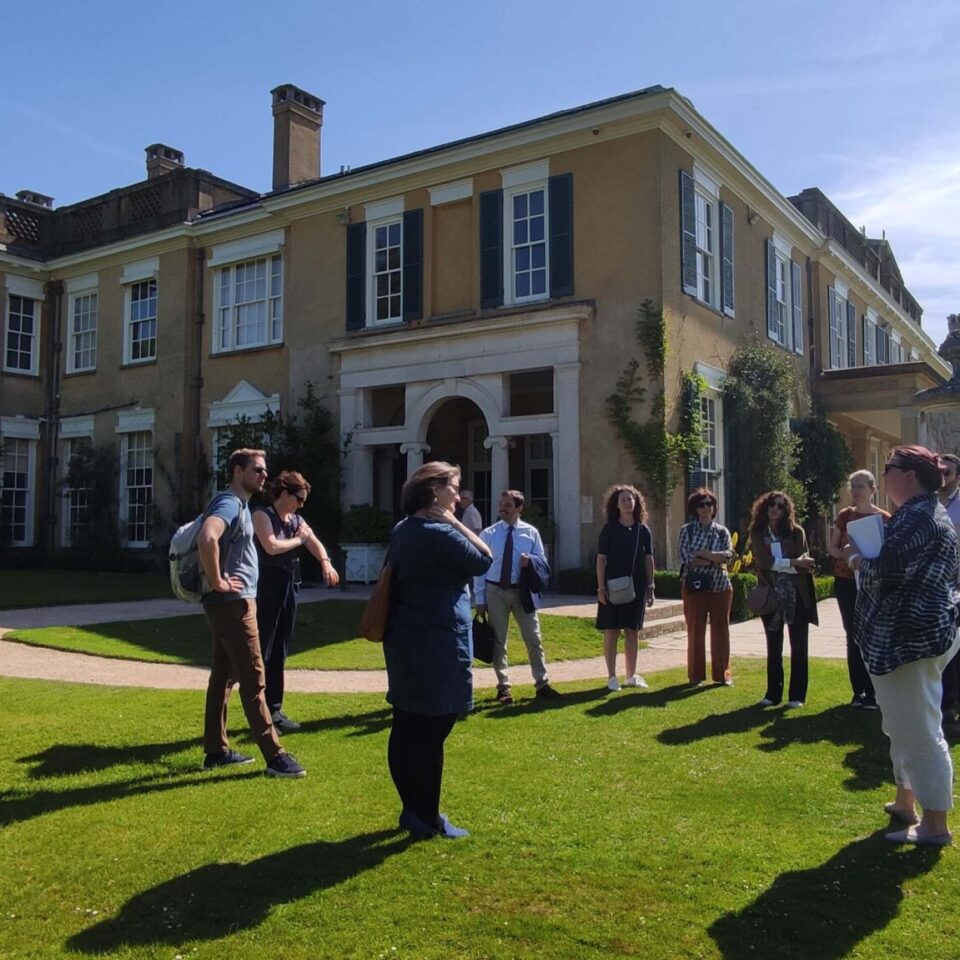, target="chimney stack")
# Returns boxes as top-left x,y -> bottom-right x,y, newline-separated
145,144 -> 184,179
271,84 -> 324,191
15,190 -> 54,208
